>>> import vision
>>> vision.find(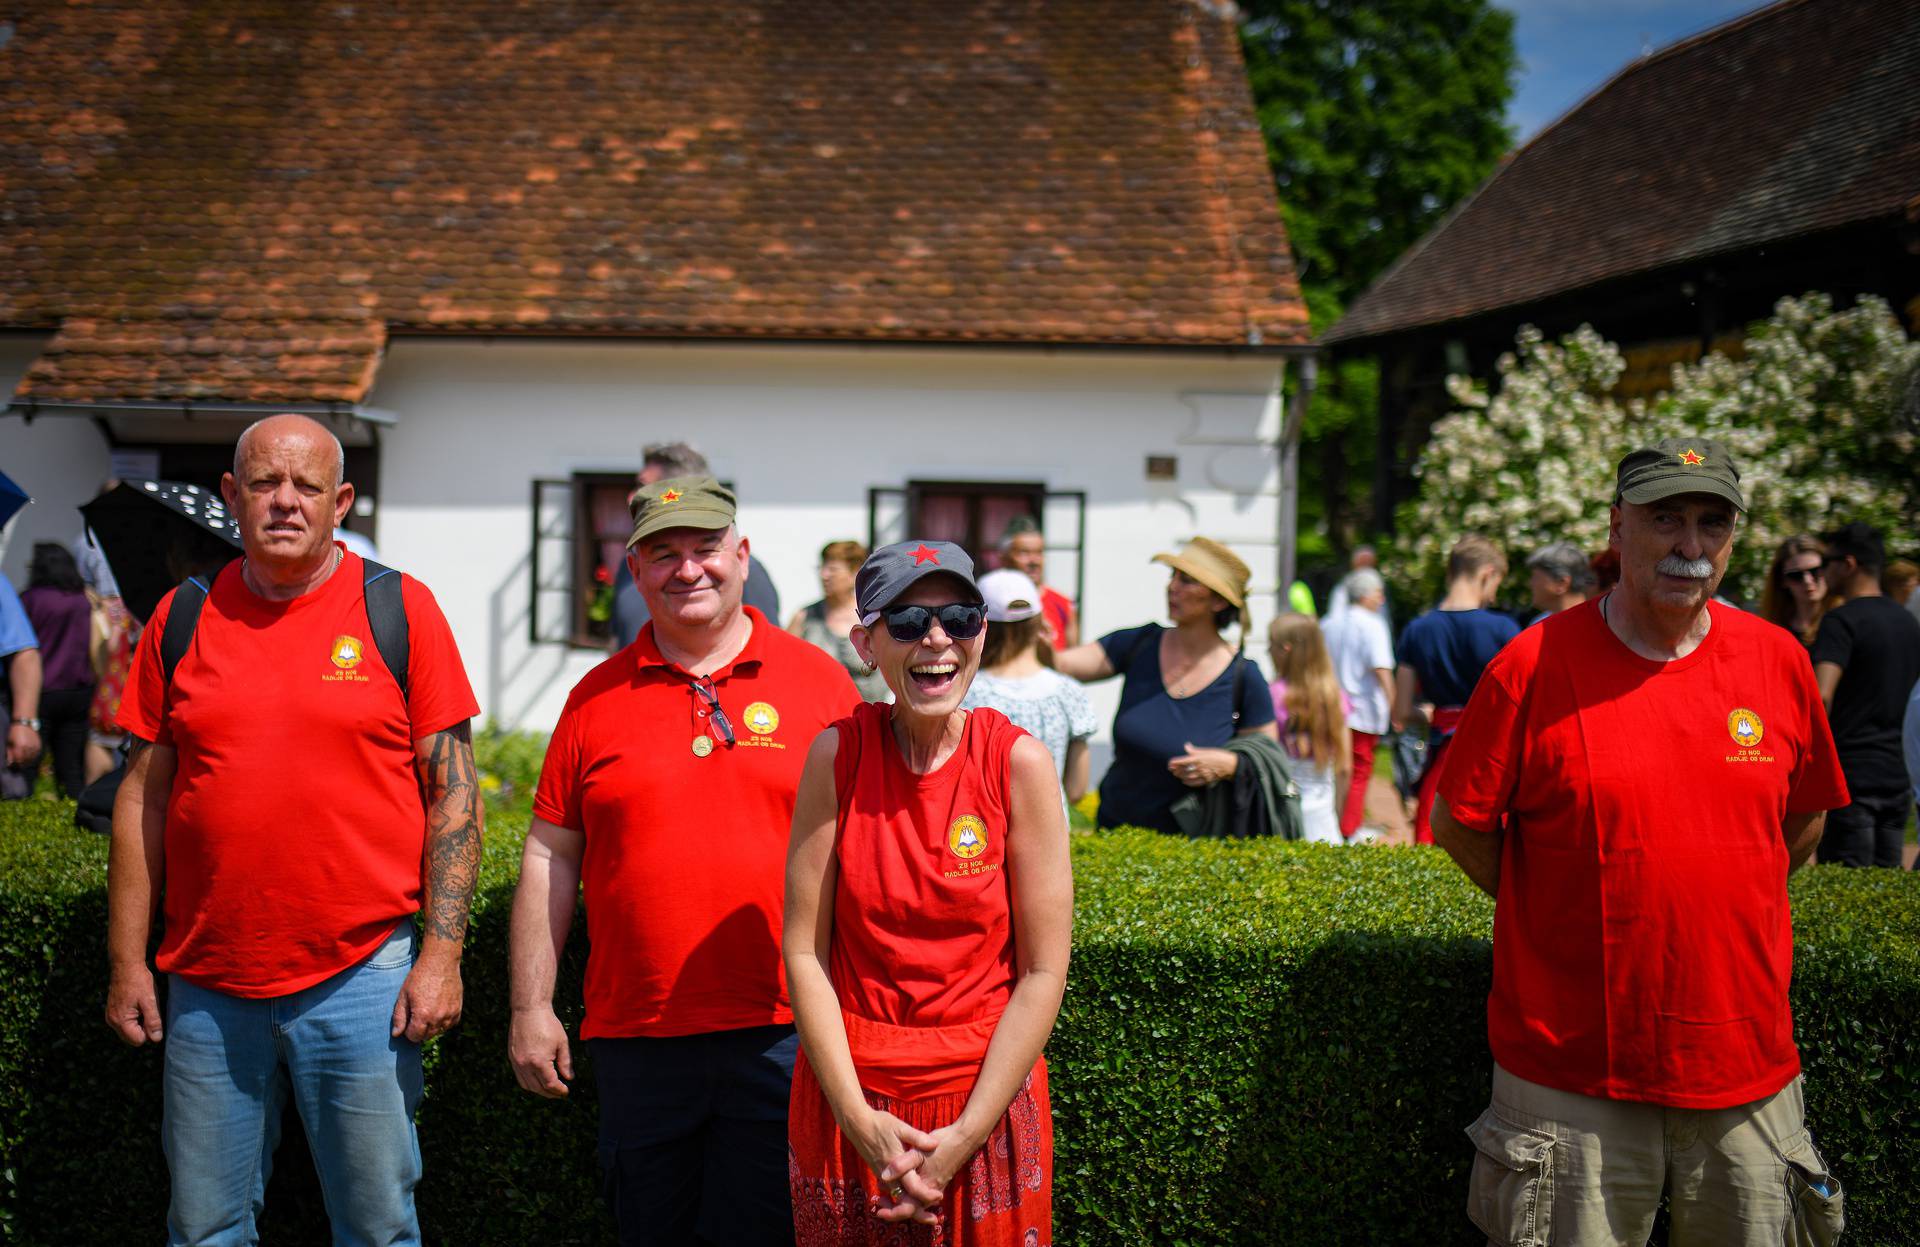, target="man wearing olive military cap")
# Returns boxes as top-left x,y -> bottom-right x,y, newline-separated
1432,437 -> 1851,1245
508,475 -> 860,1244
